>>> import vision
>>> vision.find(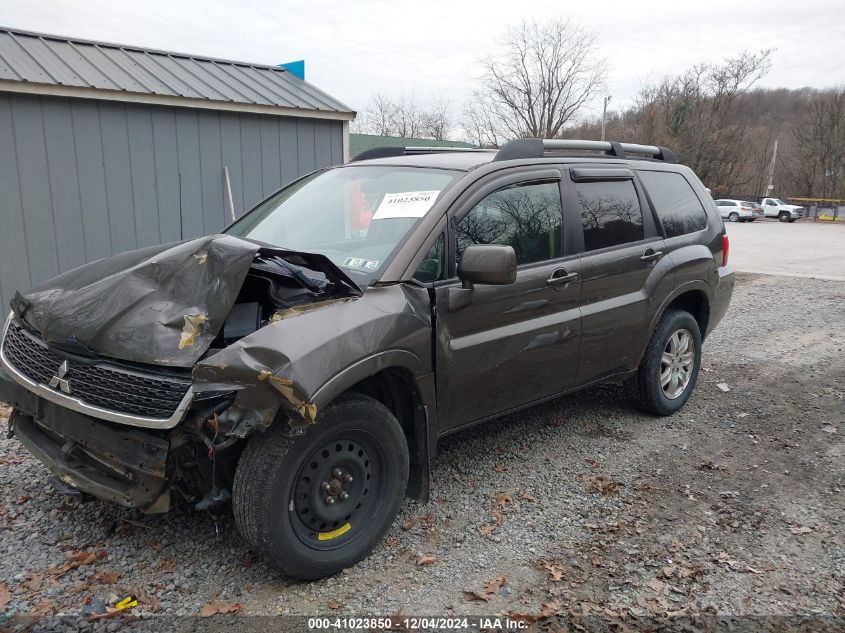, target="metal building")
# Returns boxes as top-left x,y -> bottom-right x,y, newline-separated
0,27 -> 354,312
